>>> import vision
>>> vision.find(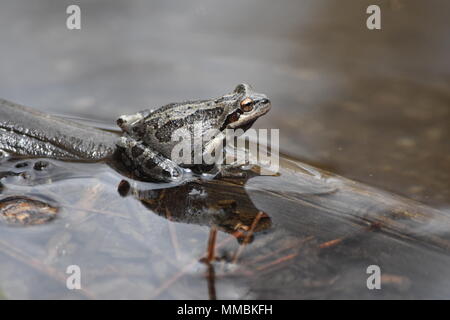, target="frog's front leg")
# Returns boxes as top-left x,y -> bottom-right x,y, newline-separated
116,135 -> 183,182
197,134 -> 246,178
206,141 -> 256,179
